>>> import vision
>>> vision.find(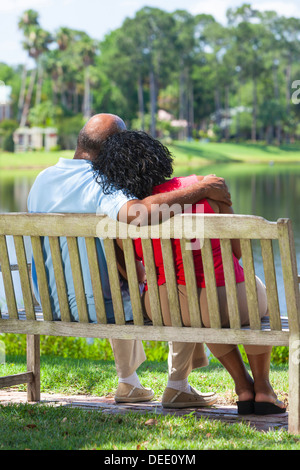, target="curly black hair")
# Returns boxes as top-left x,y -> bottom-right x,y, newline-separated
92,130 -> 174,199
